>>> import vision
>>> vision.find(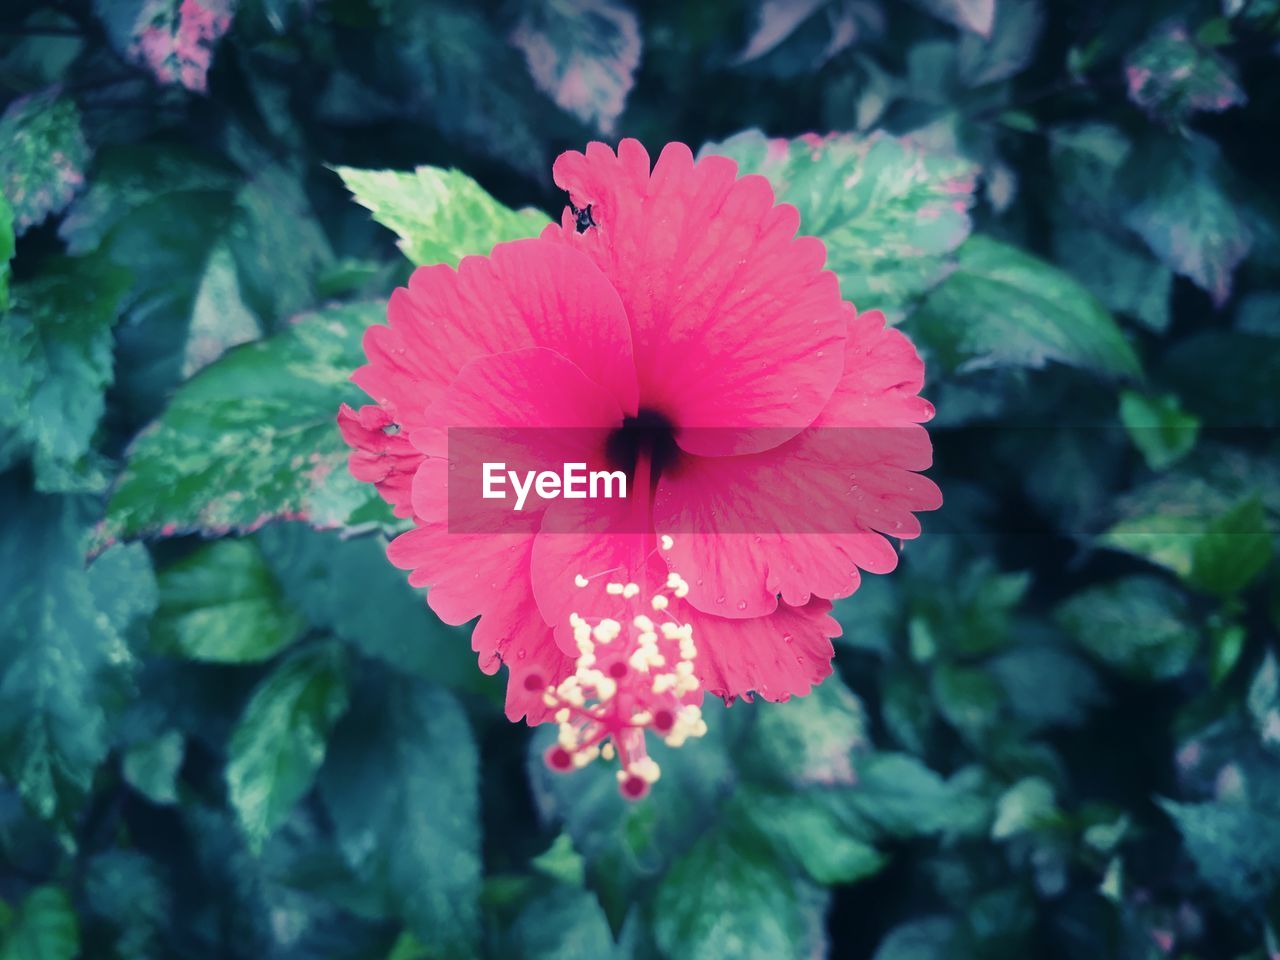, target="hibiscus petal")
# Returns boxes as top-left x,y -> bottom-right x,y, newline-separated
549,140 -> 846,455
336,402 -> 421,517
815,307 -> 937,429
408,346 -> 624,529
530,499 -> 657,657
352,238 -> 638,430
654,307 -> 941,617
386,525 -> 571,723
687,598 -> 840,702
